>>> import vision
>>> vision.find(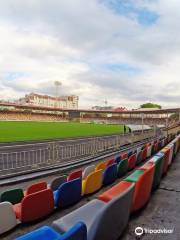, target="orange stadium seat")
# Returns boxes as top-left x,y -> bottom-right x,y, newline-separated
124,162 -> 155,212
95,161 -> 107,171
98,181 -> 135,203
